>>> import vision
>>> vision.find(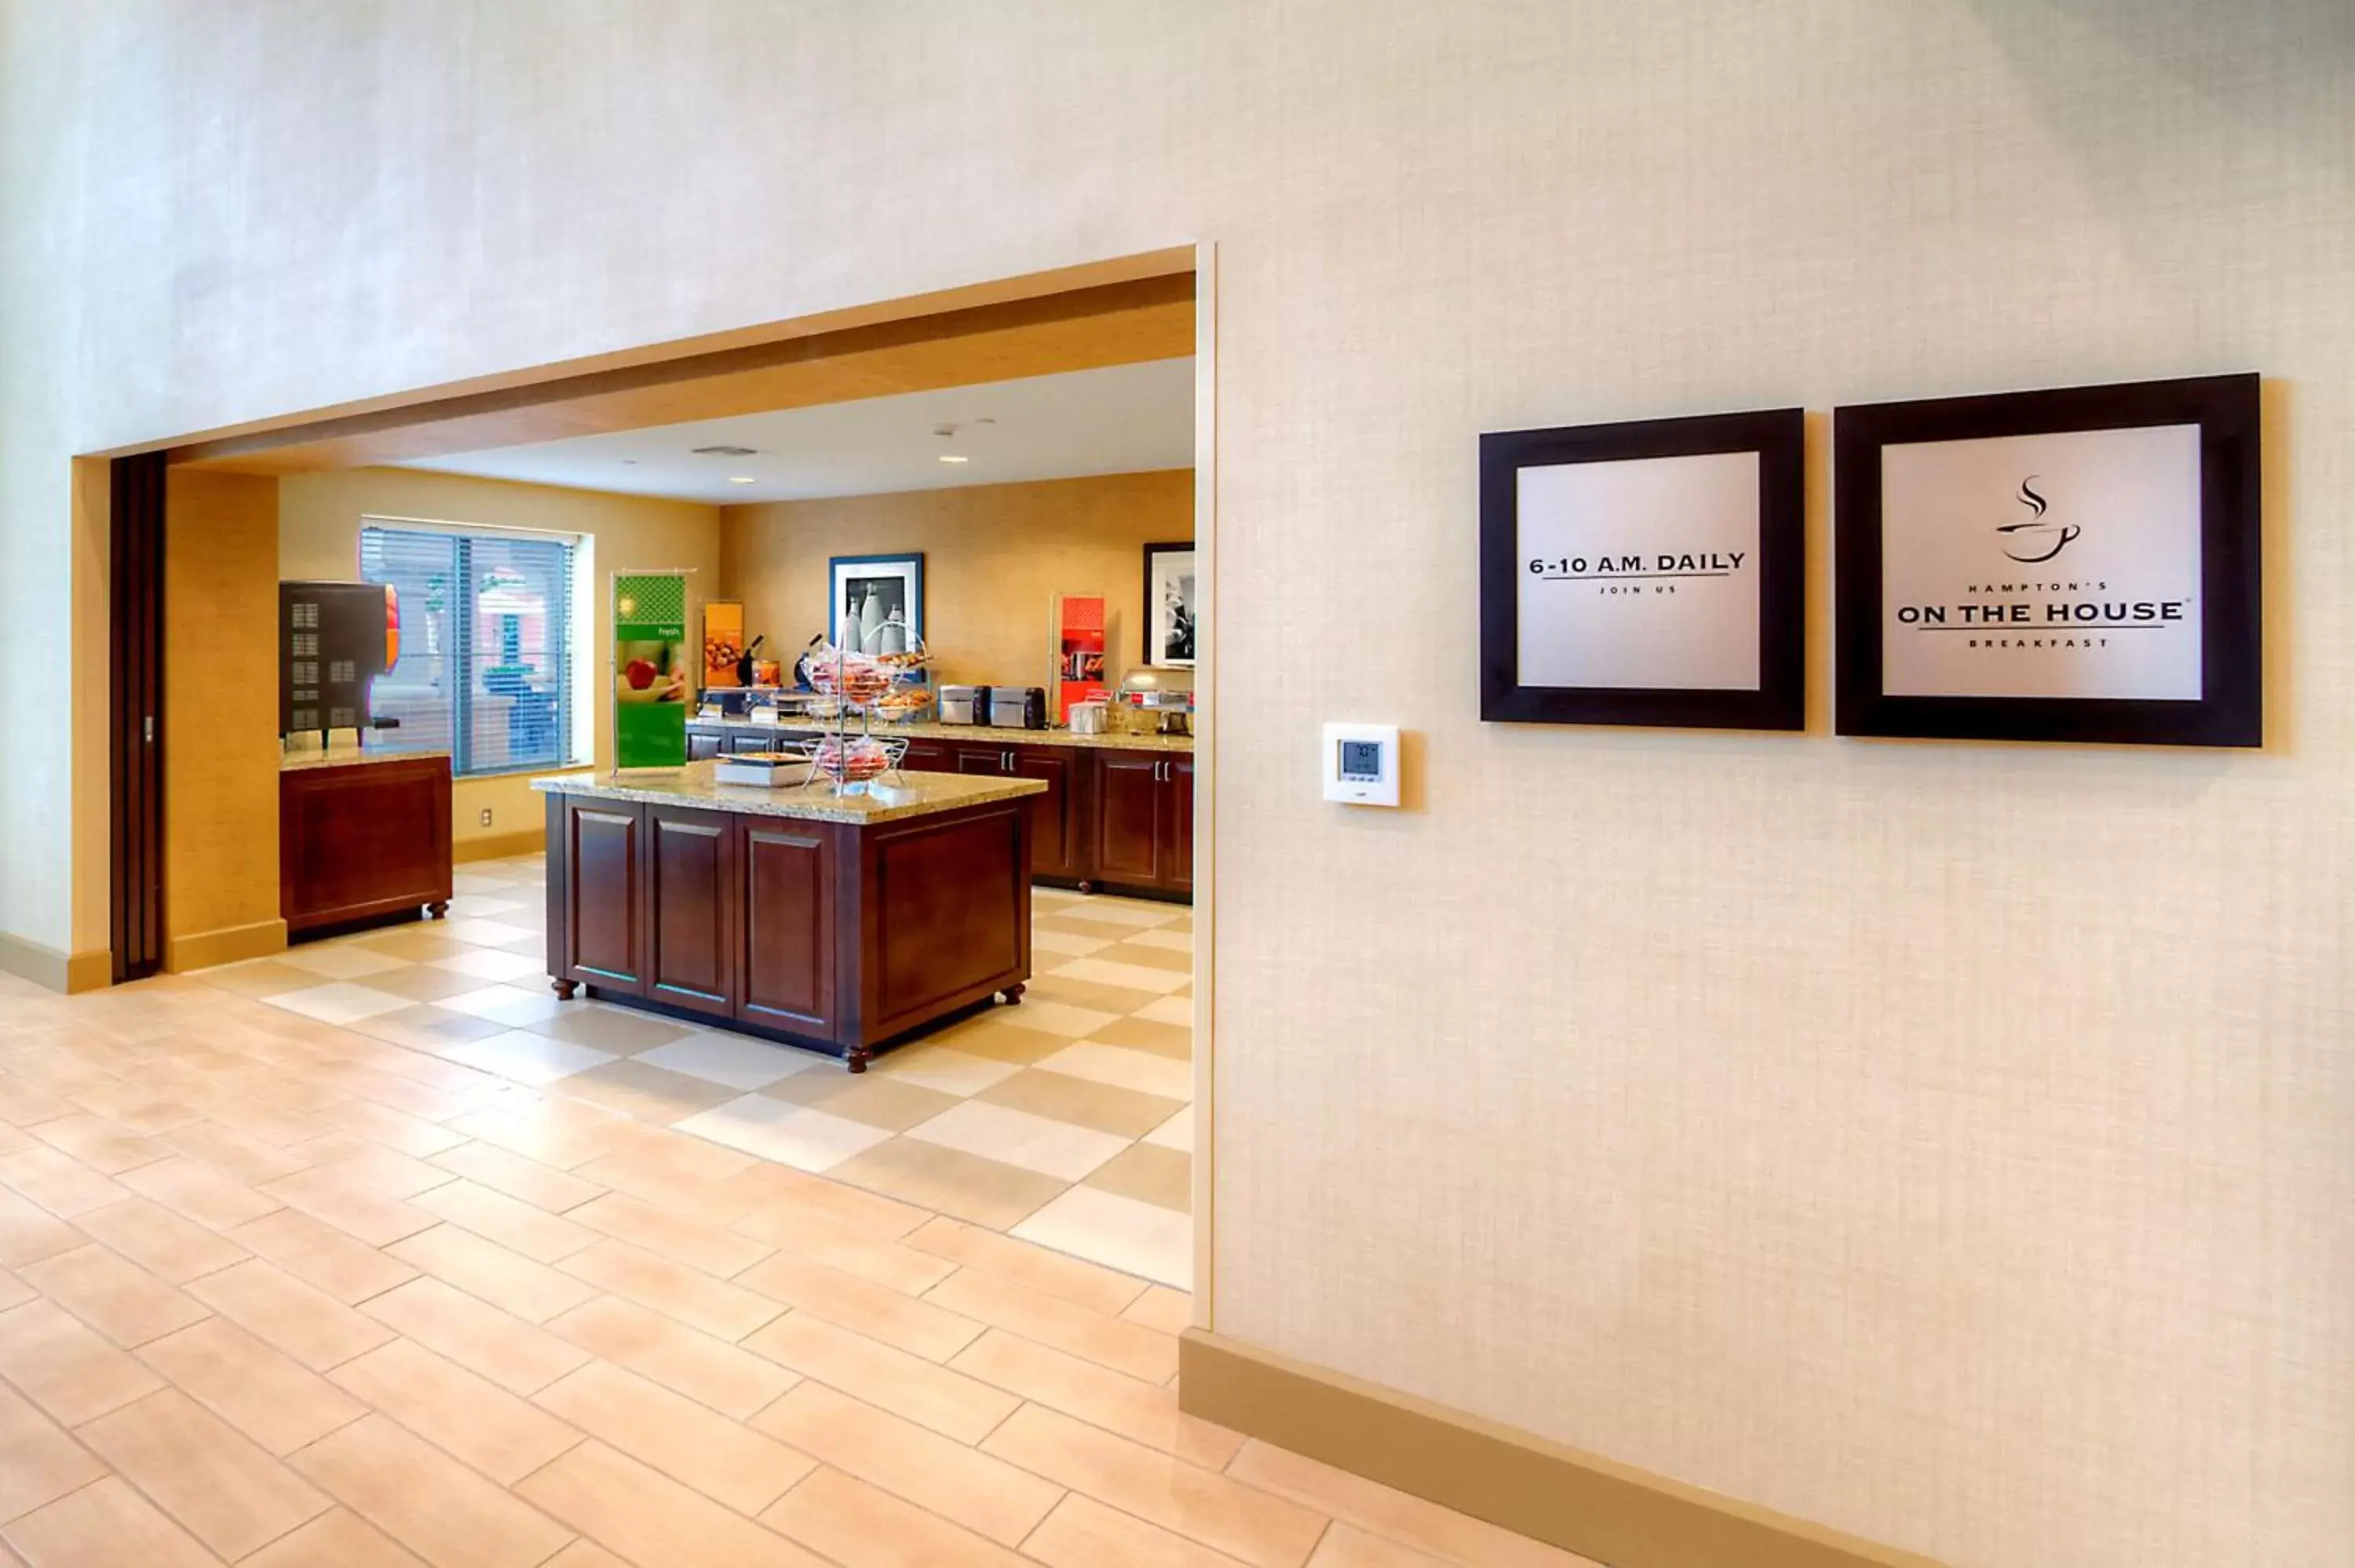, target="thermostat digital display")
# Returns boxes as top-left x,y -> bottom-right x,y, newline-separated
1321,723 -> 1400,807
